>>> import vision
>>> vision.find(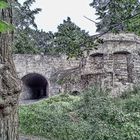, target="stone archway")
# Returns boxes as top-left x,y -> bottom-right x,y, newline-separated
21,73 -> 49,100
